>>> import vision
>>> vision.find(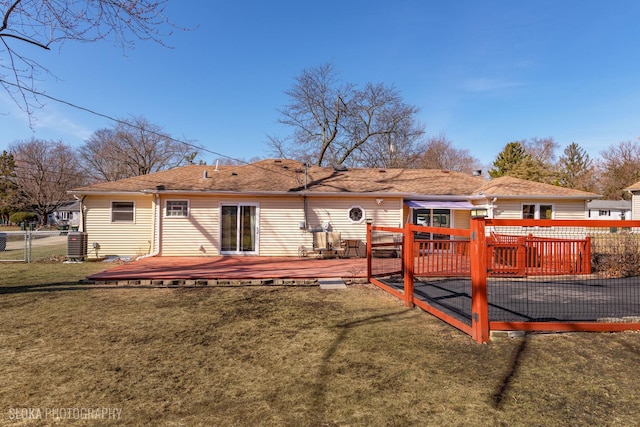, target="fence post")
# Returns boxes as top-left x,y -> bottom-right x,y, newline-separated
516,236 -> 527,277
403,224 -> 415,308
27,230 -> 32,263
366,221 -> 372,281
470,217 -> 490,343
